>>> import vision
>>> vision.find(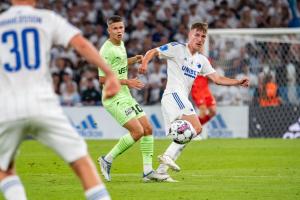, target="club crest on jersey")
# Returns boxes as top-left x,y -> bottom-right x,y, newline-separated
181,65 -> 196,79
159,44 -> 168,51
197,64 -> 202,69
